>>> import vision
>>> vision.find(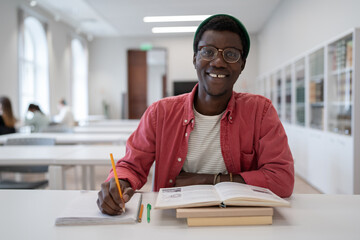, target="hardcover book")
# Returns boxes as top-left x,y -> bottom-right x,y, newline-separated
155,182 -> 290,209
